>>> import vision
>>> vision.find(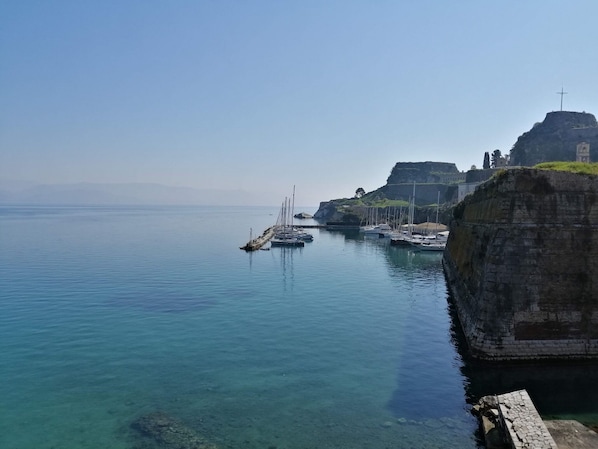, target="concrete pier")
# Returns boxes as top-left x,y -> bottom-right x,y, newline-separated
498,390 -> 557,449
474,389 -> 598,449
240,226 -> 275,251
